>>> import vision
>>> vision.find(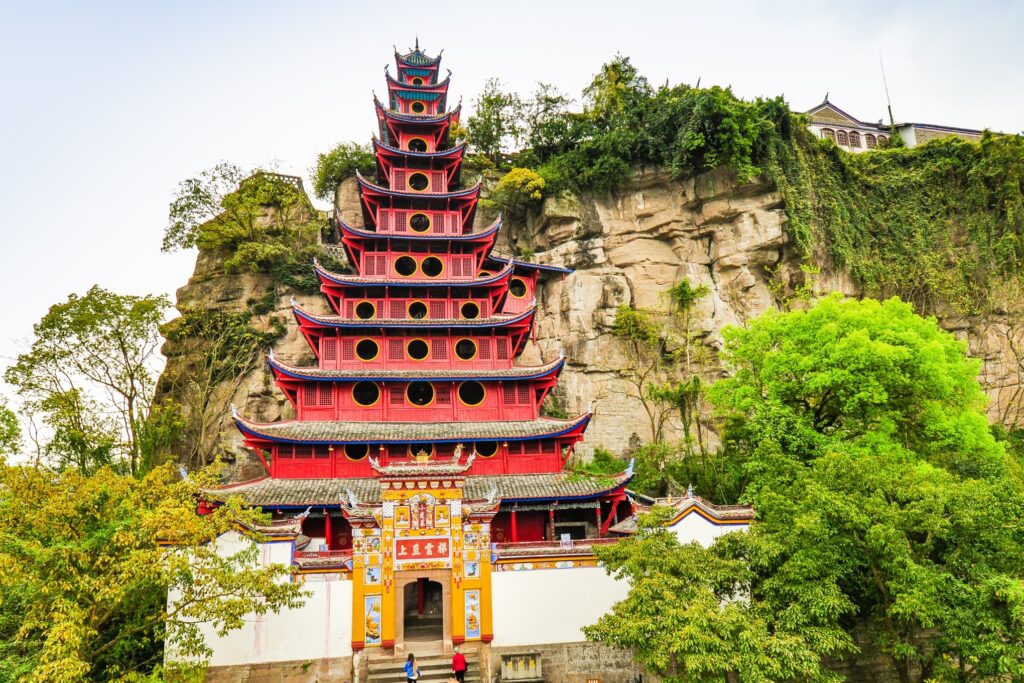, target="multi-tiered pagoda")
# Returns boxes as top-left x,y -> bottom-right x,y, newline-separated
219,43 -> 633,654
